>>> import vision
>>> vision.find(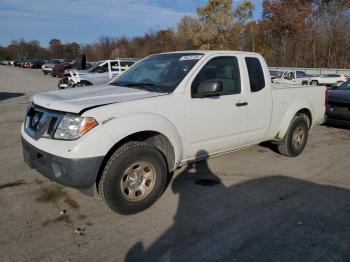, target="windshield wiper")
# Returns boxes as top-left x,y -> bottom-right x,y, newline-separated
114,82 -> 158,92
